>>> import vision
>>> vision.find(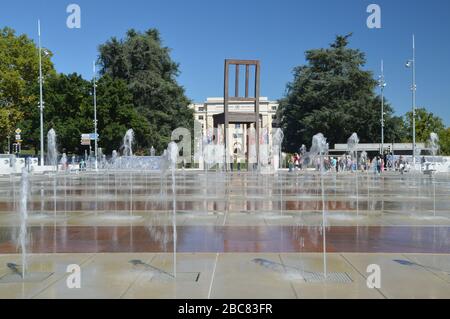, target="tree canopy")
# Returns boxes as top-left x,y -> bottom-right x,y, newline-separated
278,34 -> 404,152
439,127 -> 450,155
98,28 -> 193,152
1,27 -> 193,156
402,107 -> 449,155
1,27 -> 449,157
403,107 -> 445,143
0,27 -> 55,151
